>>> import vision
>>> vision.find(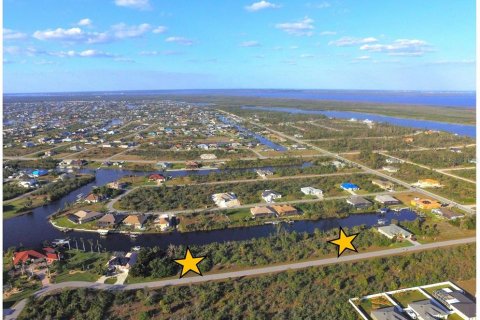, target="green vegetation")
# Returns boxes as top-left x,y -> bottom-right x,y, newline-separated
389,148 -> 476,169
3,183 -> 29,201
447,168 -> 476,180
33,175 -> 95,201
118,174 -> 383,211
390,289 -> 428,308
18,244 -> 476,319
51,250 -> 110,283
127,148 -> 254,160
5,157 -> 60,169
